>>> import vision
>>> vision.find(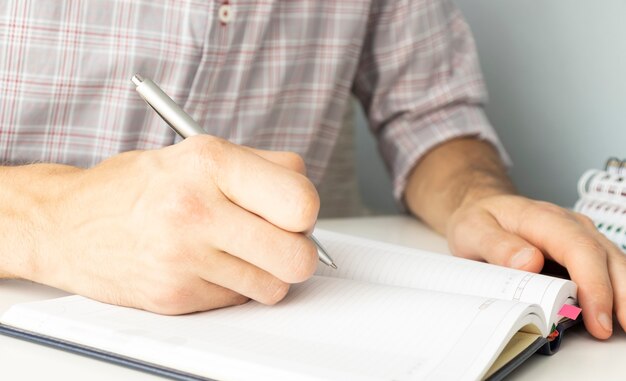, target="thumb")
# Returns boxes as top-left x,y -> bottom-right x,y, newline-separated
448,210 -> 545,273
